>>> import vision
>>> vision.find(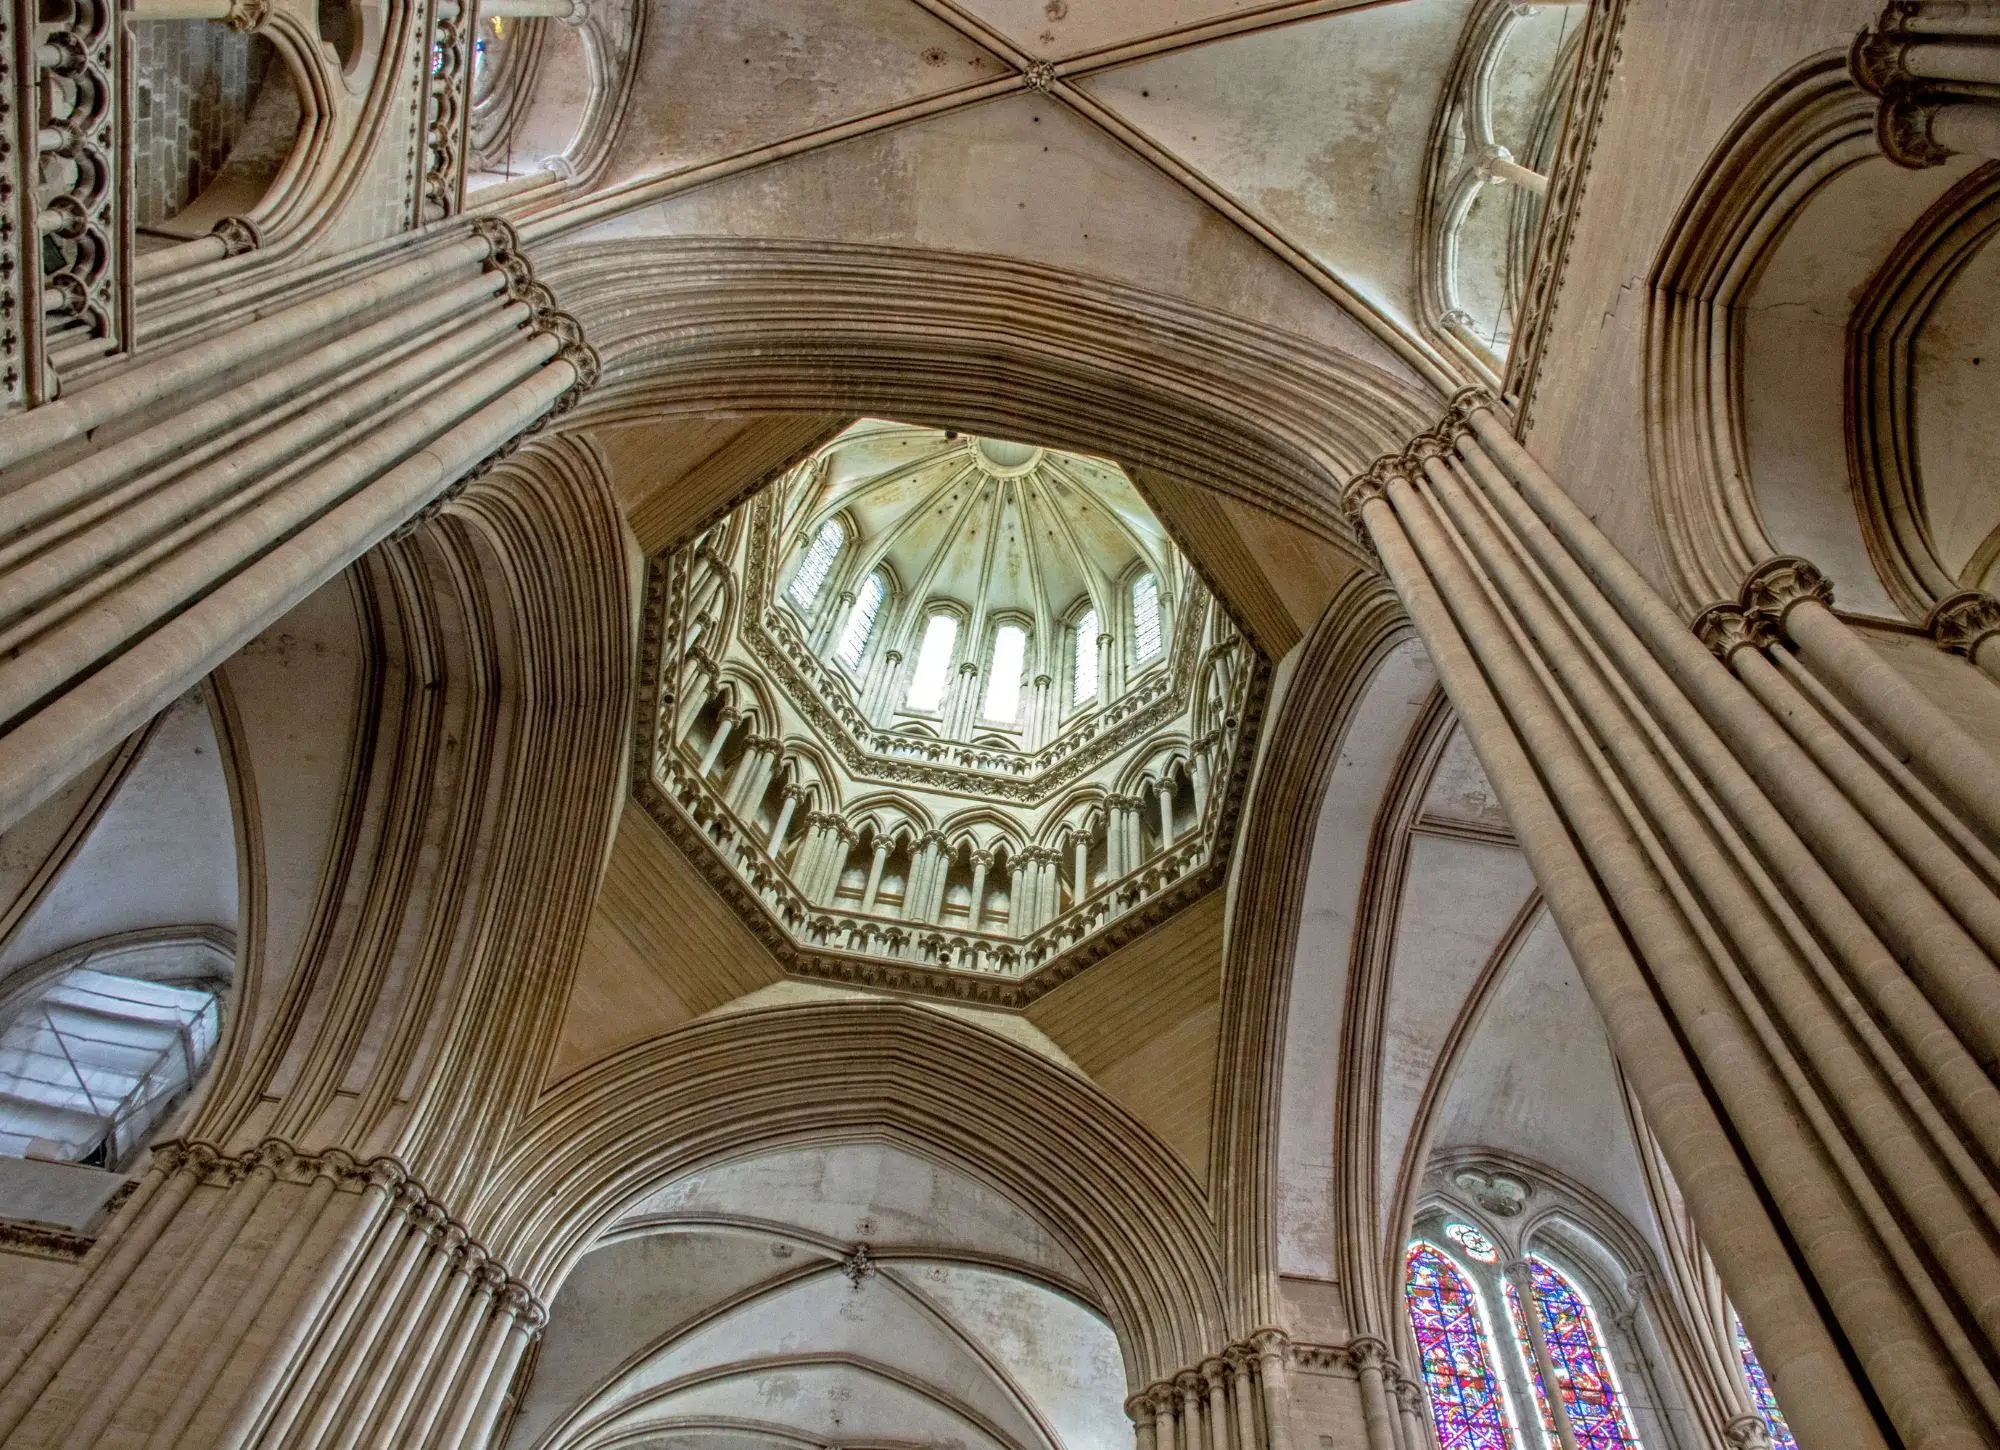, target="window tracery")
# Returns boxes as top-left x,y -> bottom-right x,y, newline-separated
1506,1258 -> 1642,1450
1406,1241 -> 1521,1450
